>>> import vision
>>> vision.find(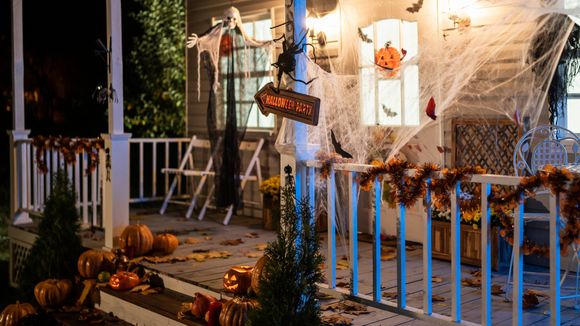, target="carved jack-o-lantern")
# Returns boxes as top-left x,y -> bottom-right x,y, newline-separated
223,265 -> 253,294
108,271 -> 140,291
